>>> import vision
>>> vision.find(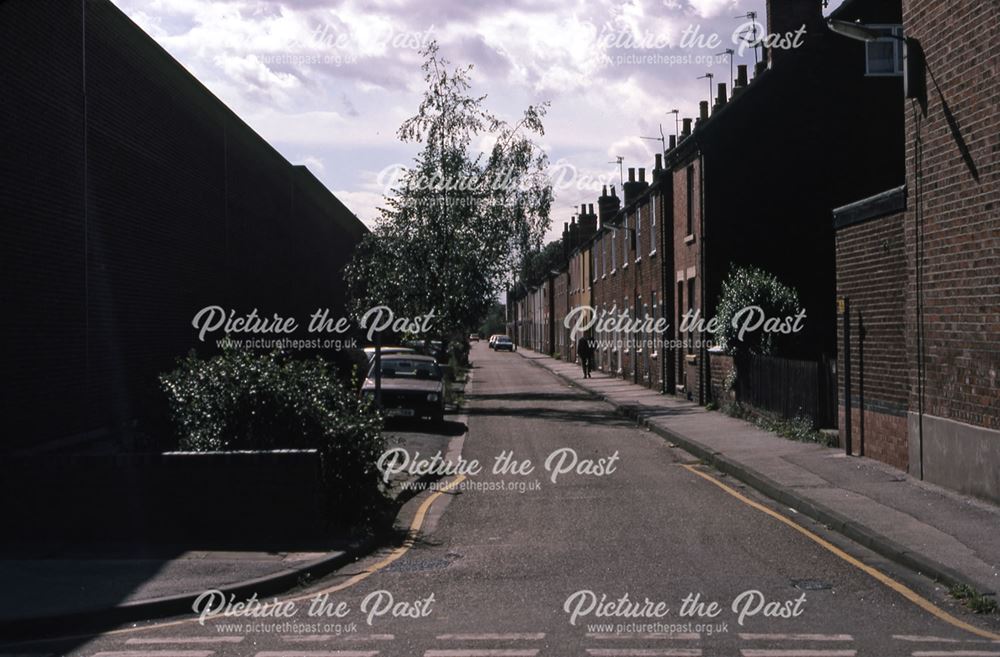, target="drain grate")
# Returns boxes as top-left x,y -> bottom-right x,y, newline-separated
793,579 -> 832,591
